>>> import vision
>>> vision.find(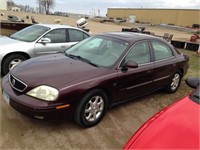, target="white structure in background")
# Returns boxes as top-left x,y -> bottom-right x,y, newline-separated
77,18 -> 88,28
76,18 -> 91,33
10,7 -> 21,12
129,15 -> 136,23
0,0 -> 7,10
